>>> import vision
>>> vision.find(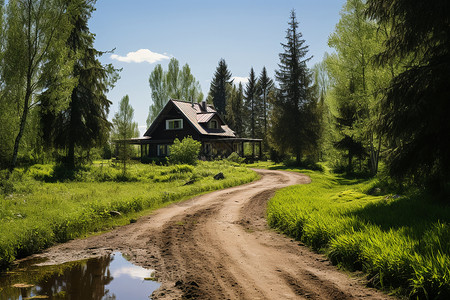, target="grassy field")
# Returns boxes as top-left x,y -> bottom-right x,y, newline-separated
0,161 -> 258,270
260,164 -> 450,299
